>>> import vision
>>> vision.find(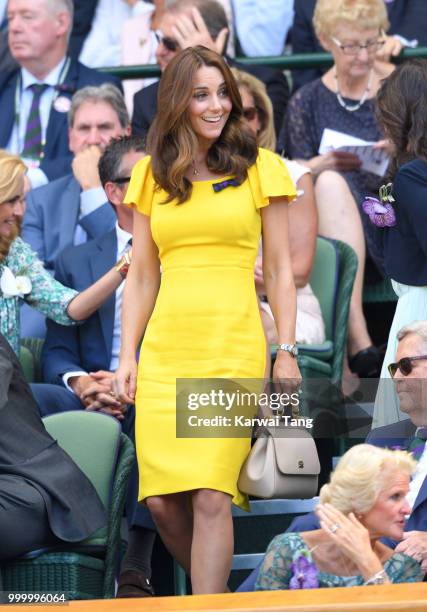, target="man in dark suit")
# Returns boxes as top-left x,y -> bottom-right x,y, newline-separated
21,83 -> 131,337
0,332 -> 106,563
237,320 -> 427,591
1,0 -> 121,187
291,0 -> 427,92
132,0 -> 290,142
